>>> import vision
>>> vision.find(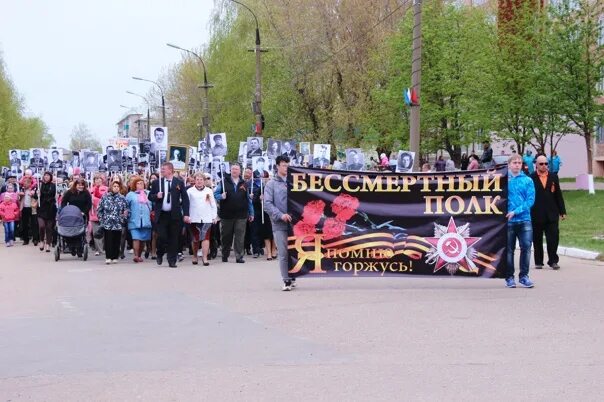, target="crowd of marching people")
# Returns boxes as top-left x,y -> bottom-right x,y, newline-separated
0,156 -> 298,290
0,140 -> 568,290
